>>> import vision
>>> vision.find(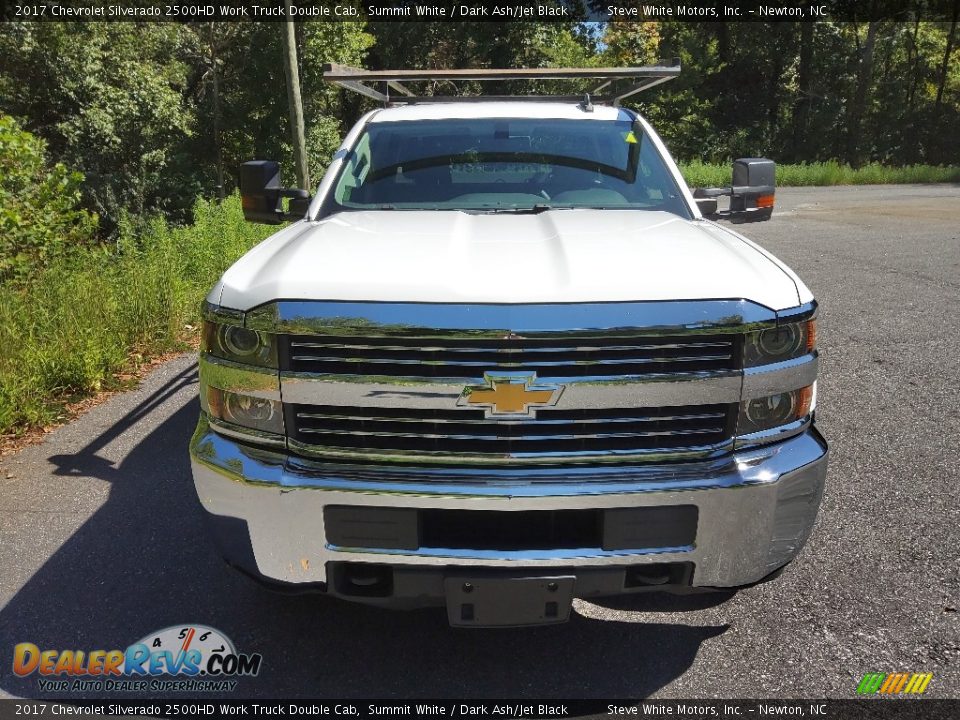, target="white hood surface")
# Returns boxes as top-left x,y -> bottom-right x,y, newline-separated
217,210 -> 803,311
